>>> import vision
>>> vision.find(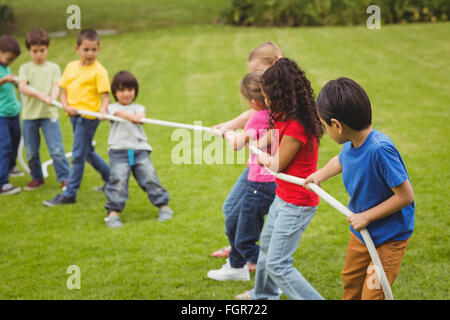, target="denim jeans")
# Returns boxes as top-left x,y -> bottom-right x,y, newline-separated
222,167 -> 249,220
251,196 -> 324,300
63,116 -> 110,198
0,115 -> 21,185
22,119 -> 70,182
105,149 -> 170,213
225,178 -> 276,268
